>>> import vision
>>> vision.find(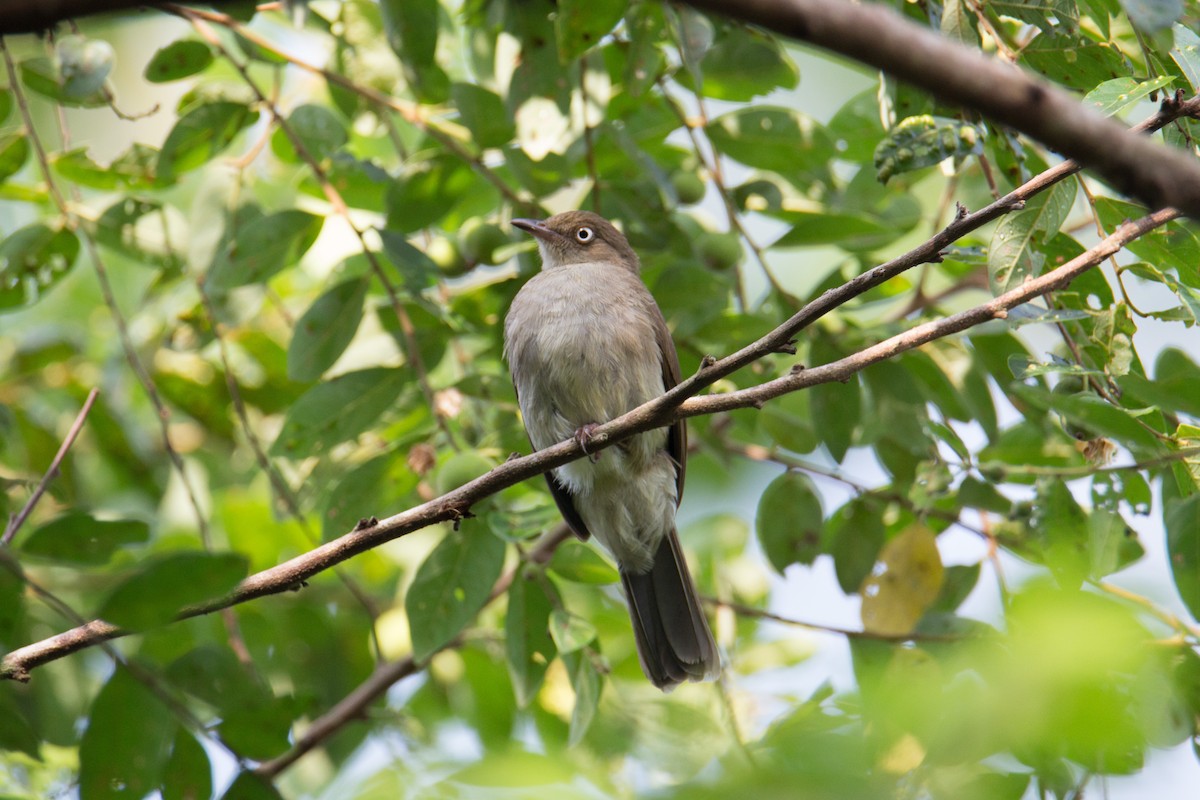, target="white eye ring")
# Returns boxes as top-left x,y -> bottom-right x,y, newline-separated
576,226 -> 594,242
